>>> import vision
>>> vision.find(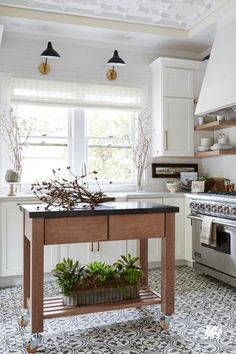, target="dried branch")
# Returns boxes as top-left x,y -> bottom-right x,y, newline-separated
126,109 -> 152,188
0,109 -> 32,179
31,167 -> 115,210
